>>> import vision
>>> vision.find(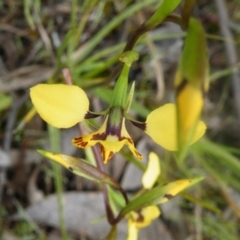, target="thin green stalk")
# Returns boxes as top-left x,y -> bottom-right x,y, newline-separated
48,125 -> 68,240
72,0 -> 157,63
